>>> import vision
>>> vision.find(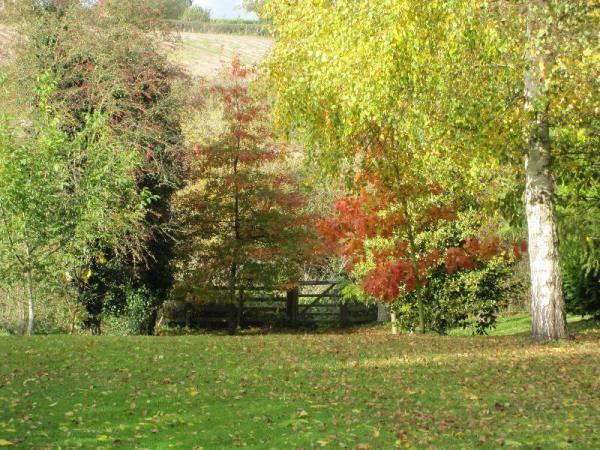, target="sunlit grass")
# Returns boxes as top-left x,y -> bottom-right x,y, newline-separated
1,318 -> 598,449
449,313 -> 595,337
